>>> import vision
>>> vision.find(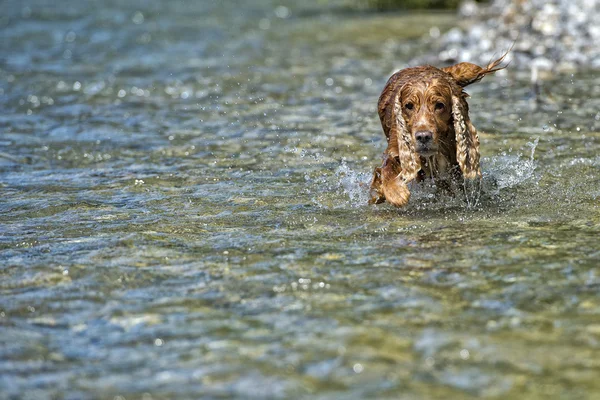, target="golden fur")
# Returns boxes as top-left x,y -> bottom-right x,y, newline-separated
369,55 -> 507,207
